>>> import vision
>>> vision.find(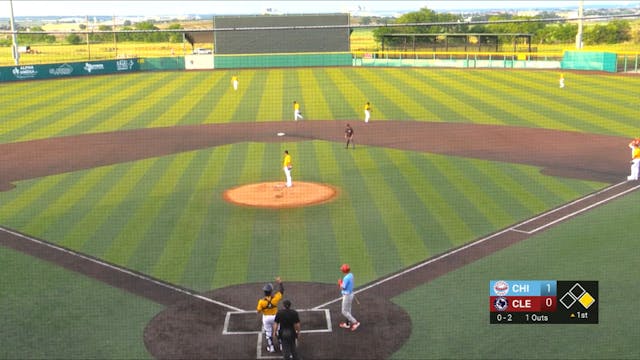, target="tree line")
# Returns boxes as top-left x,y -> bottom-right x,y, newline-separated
2,8 -> 635,48
0,21 -> 184,47
372,8 -> 634,47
